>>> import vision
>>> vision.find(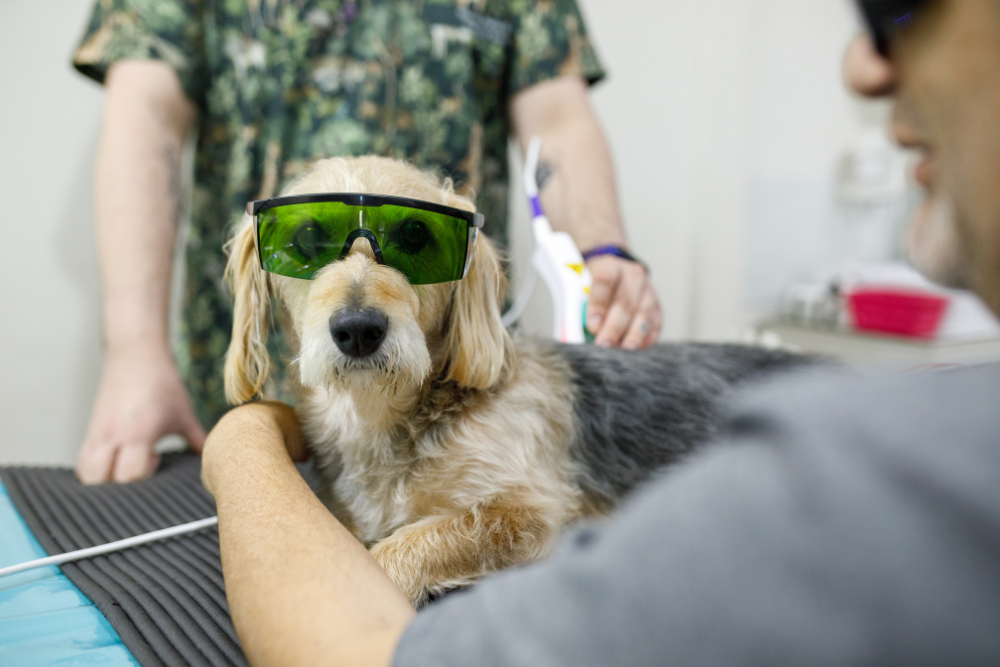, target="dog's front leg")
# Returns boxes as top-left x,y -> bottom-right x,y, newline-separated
370,499 -> 557,606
